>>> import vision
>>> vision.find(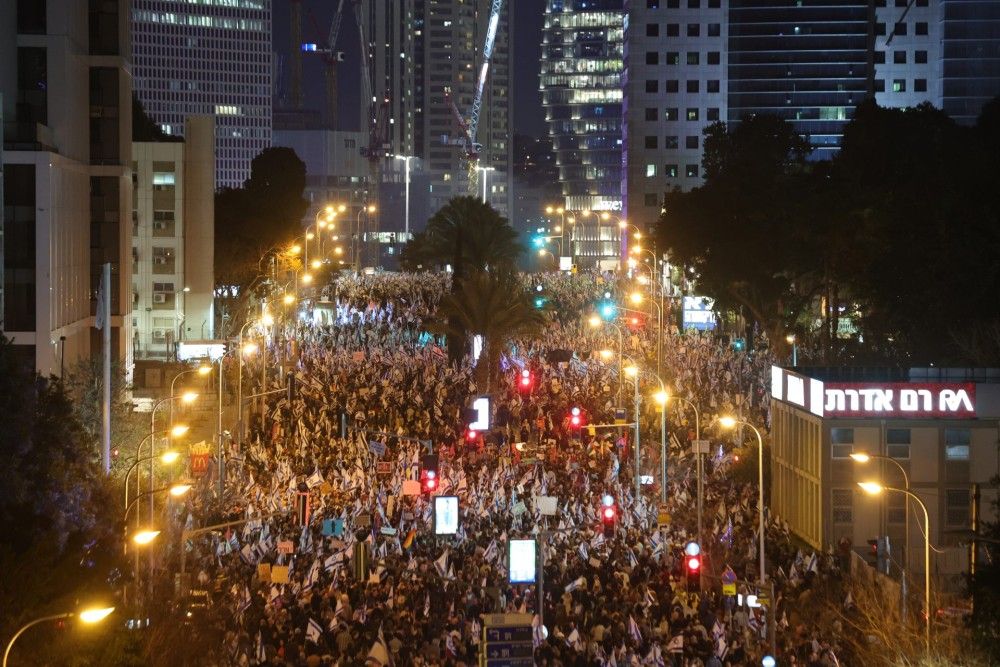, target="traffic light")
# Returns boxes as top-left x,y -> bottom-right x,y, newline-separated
601,495 -> 616,538
627,314 -> 644,330
684,542 -> 702,591
599,301 -> 617,320
568,406 -> 586,429
421,455 -> 439,494
731,338 -> 746,352
866,539 -> 879,568
518,369 -> 534,393
465,427 -> 479,443
534,296 -> 546,309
